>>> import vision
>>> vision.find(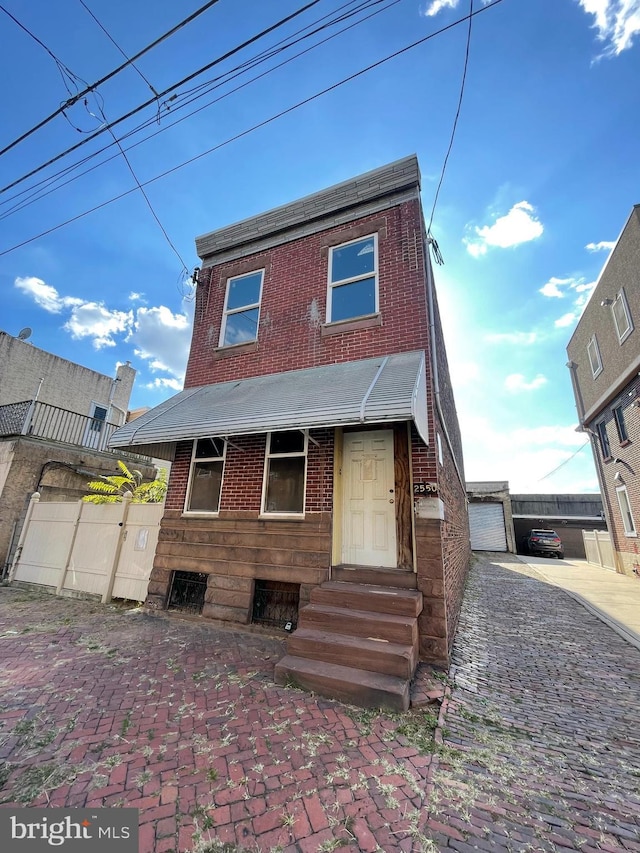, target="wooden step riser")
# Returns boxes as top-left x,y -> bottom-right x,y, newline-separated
299,608 -> 418,645
287,634 -> 416,679
274,657 -> 410,712
311,587 -> 422,617
331,567 -> 417,589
